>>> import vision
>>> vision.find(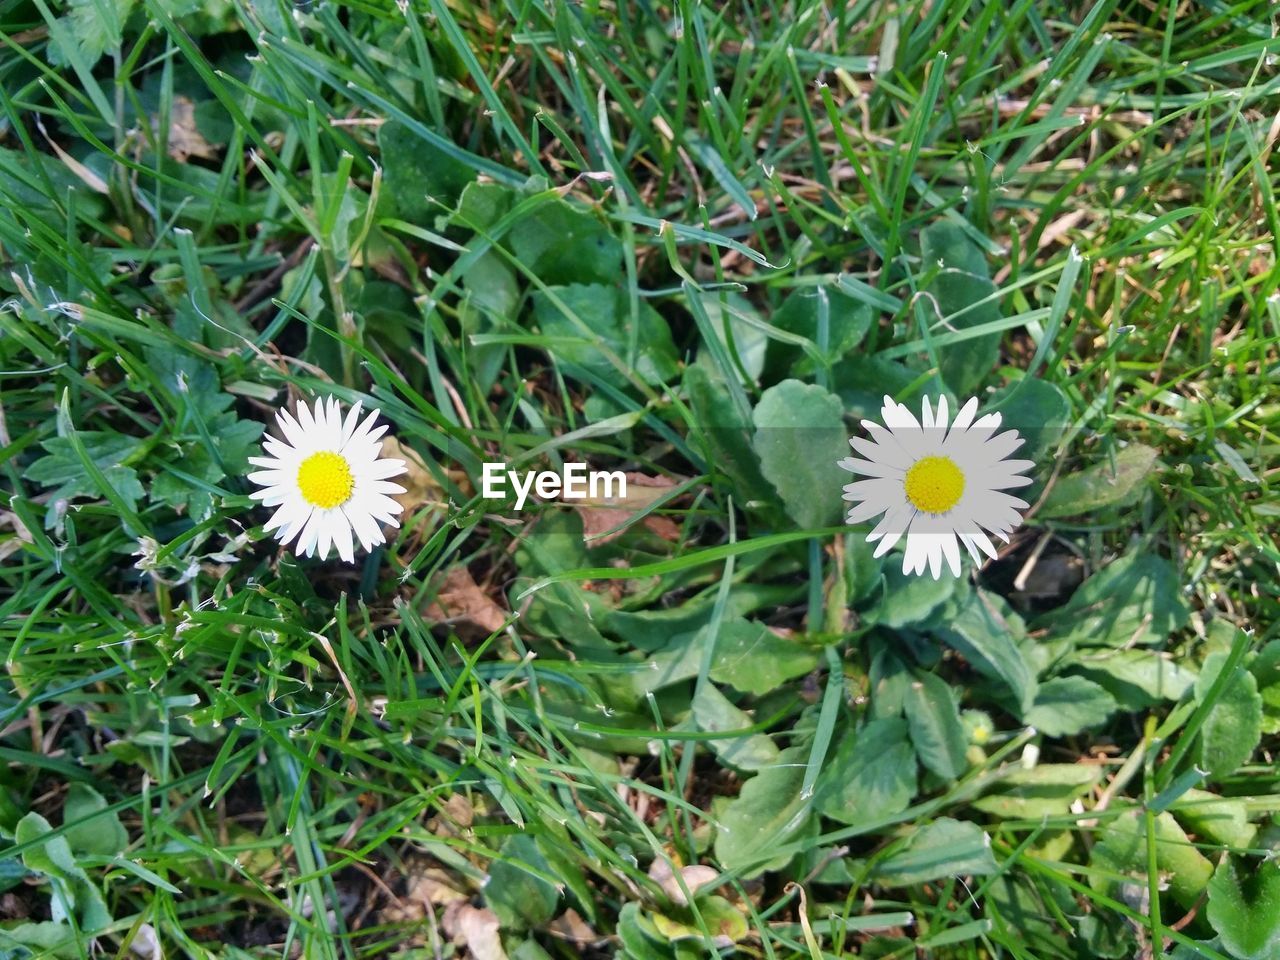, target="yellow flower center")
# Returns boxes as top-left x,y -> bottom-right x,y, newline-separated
296,451 -> 354,509
904,455 -> 965,514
